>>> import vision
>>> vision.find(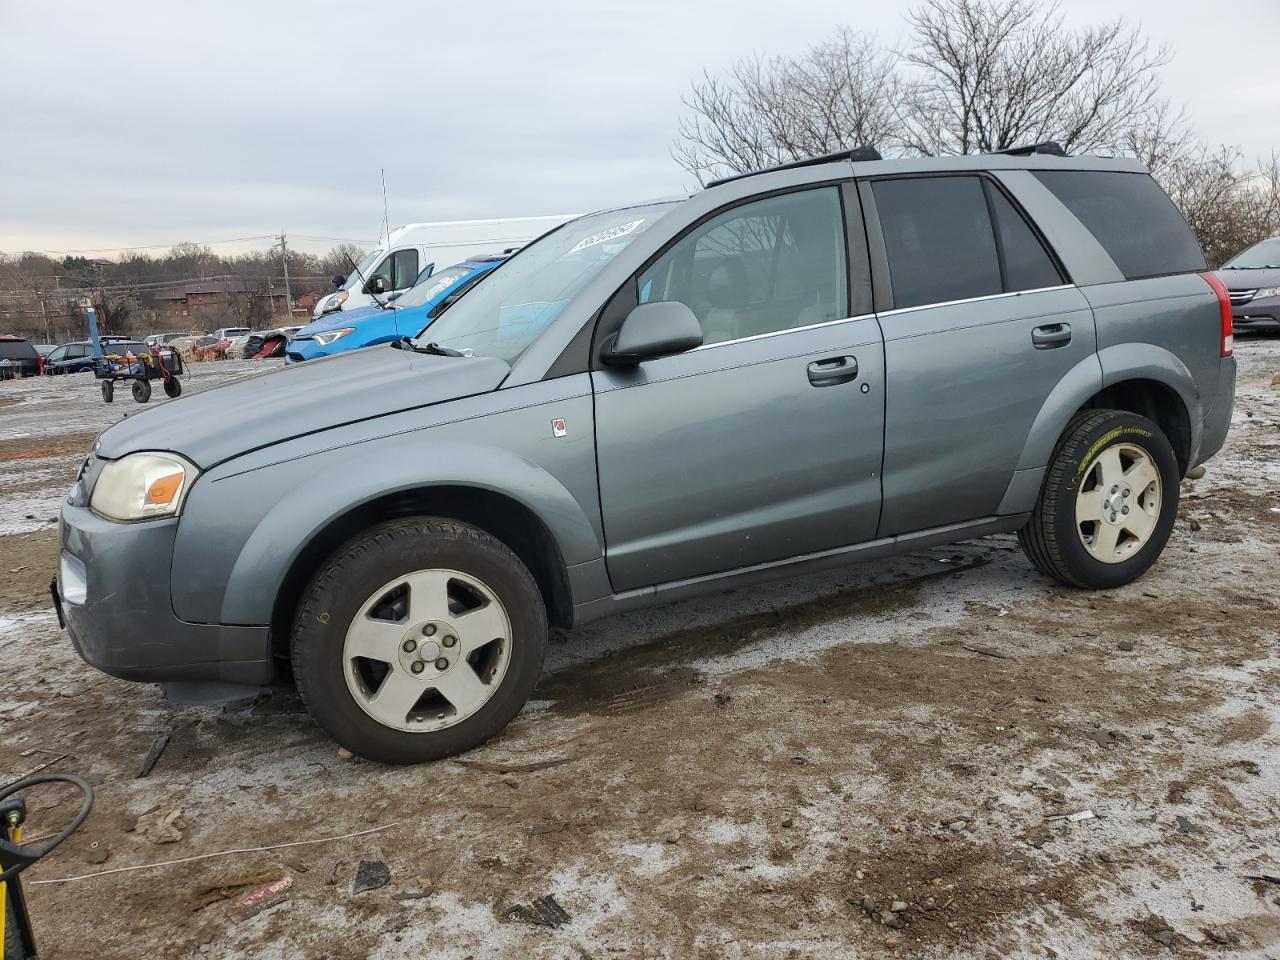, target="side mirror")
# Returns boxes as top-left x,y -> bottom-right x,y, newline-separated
366,276 -> 387,295
603,301 -> 703,365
